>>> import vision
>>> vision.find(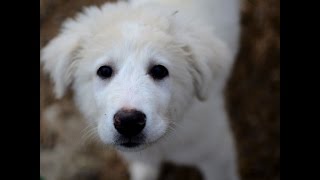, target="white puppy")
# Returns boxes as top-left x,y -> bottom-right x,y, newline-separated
41,0 -> 240,179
